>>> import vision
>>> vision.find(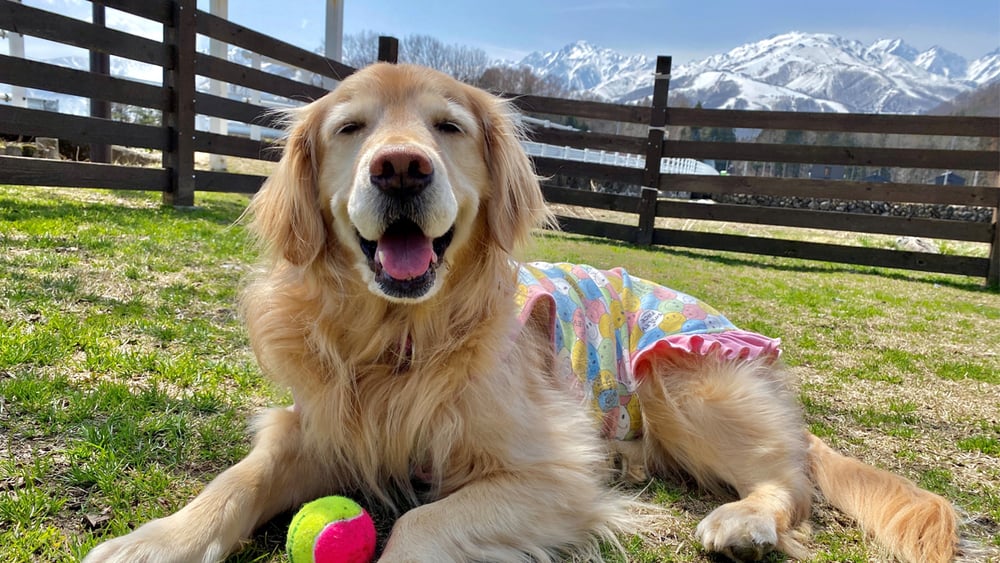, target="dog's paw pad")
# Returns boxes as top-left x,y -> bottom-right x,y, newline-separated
696,502 -> 778,561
